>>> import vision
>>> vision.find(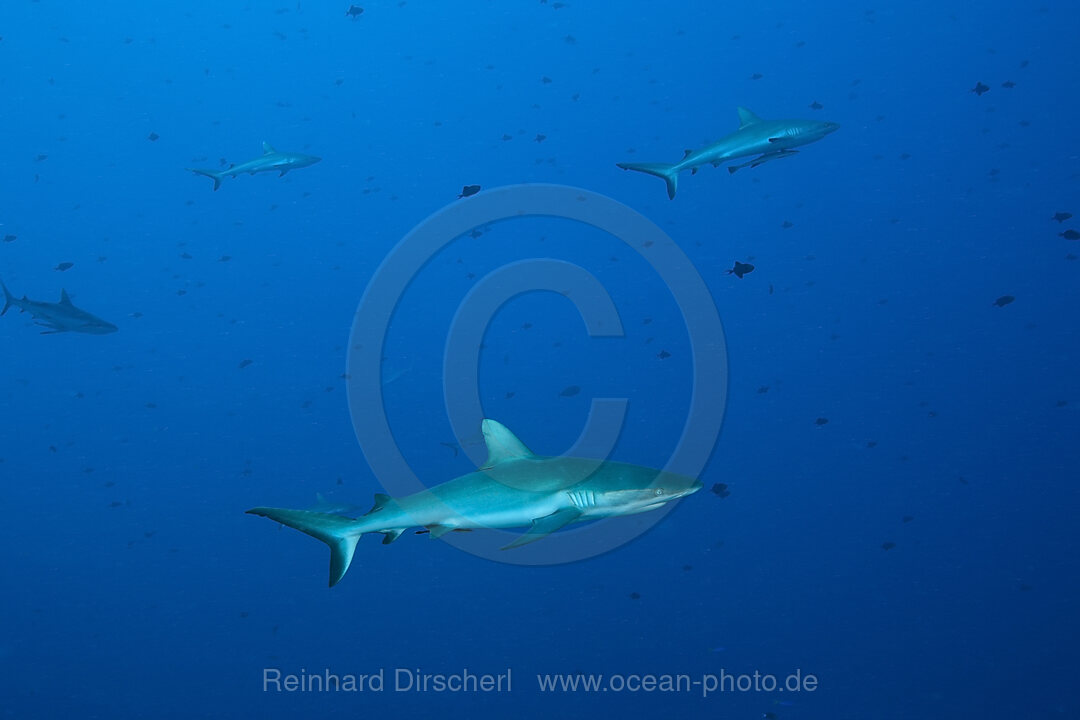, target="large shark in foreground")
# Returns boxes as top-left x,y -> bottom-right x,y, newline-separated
187,142 -> 321,191
1,279 -> 117,334
248,419 -> 703,586
617,107 -> 840,198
